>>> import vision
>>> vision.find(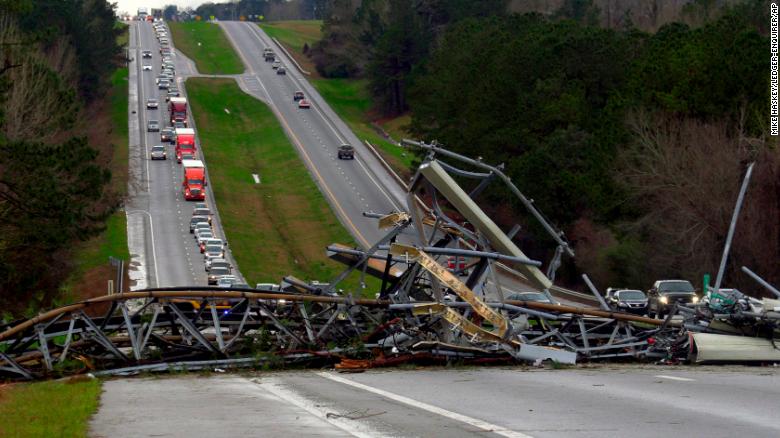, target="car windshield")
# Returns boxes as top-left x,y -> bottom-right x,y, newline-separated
206,245 -> 221,252
659,281 -> 694,293
618,290 -> 646,300
211,268 -> 229,276
194,209 -> 210,215
152,146 -> 164,152
188,179 -> 203,186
